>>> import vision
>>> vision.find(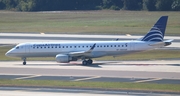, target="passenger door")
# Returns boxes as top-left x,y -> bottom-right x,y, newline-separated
25,44 -> 30,53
